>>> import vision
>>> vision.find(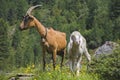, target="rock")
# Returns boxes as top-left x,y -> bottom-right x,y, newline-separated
9,73 -> 34,80
94,41 -> 119,58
